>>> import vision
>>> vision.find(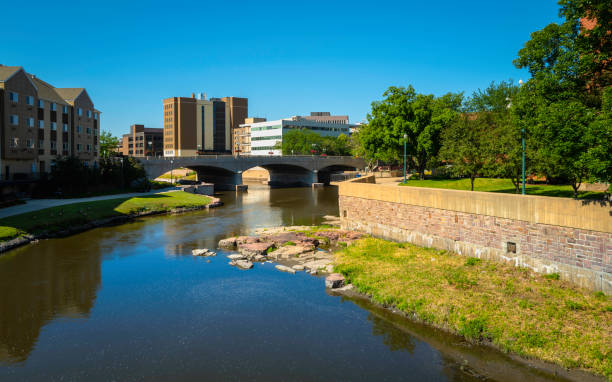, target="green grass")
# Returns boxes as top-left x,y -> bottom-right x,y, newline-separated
399,178 -> 605,199
334,238 -> 612,378
0,191 -> 211,242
